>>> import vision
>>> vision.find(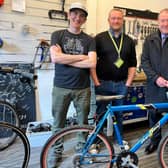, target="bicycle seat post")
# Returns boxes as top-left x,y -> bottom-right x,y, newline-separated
107,112 -> 113,137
